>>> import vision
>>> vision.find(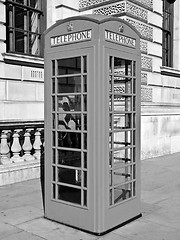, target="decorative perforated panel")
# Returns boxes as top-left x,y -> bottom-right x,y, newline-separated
79,0 -> 153,10
126,17 -> 153,41
126,2 -> 148,21
140,40 -> 148,53
93,2 -> 126,15
141,86 -> 152,102
141,55 -> 152,71
93,1 -> 148,22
